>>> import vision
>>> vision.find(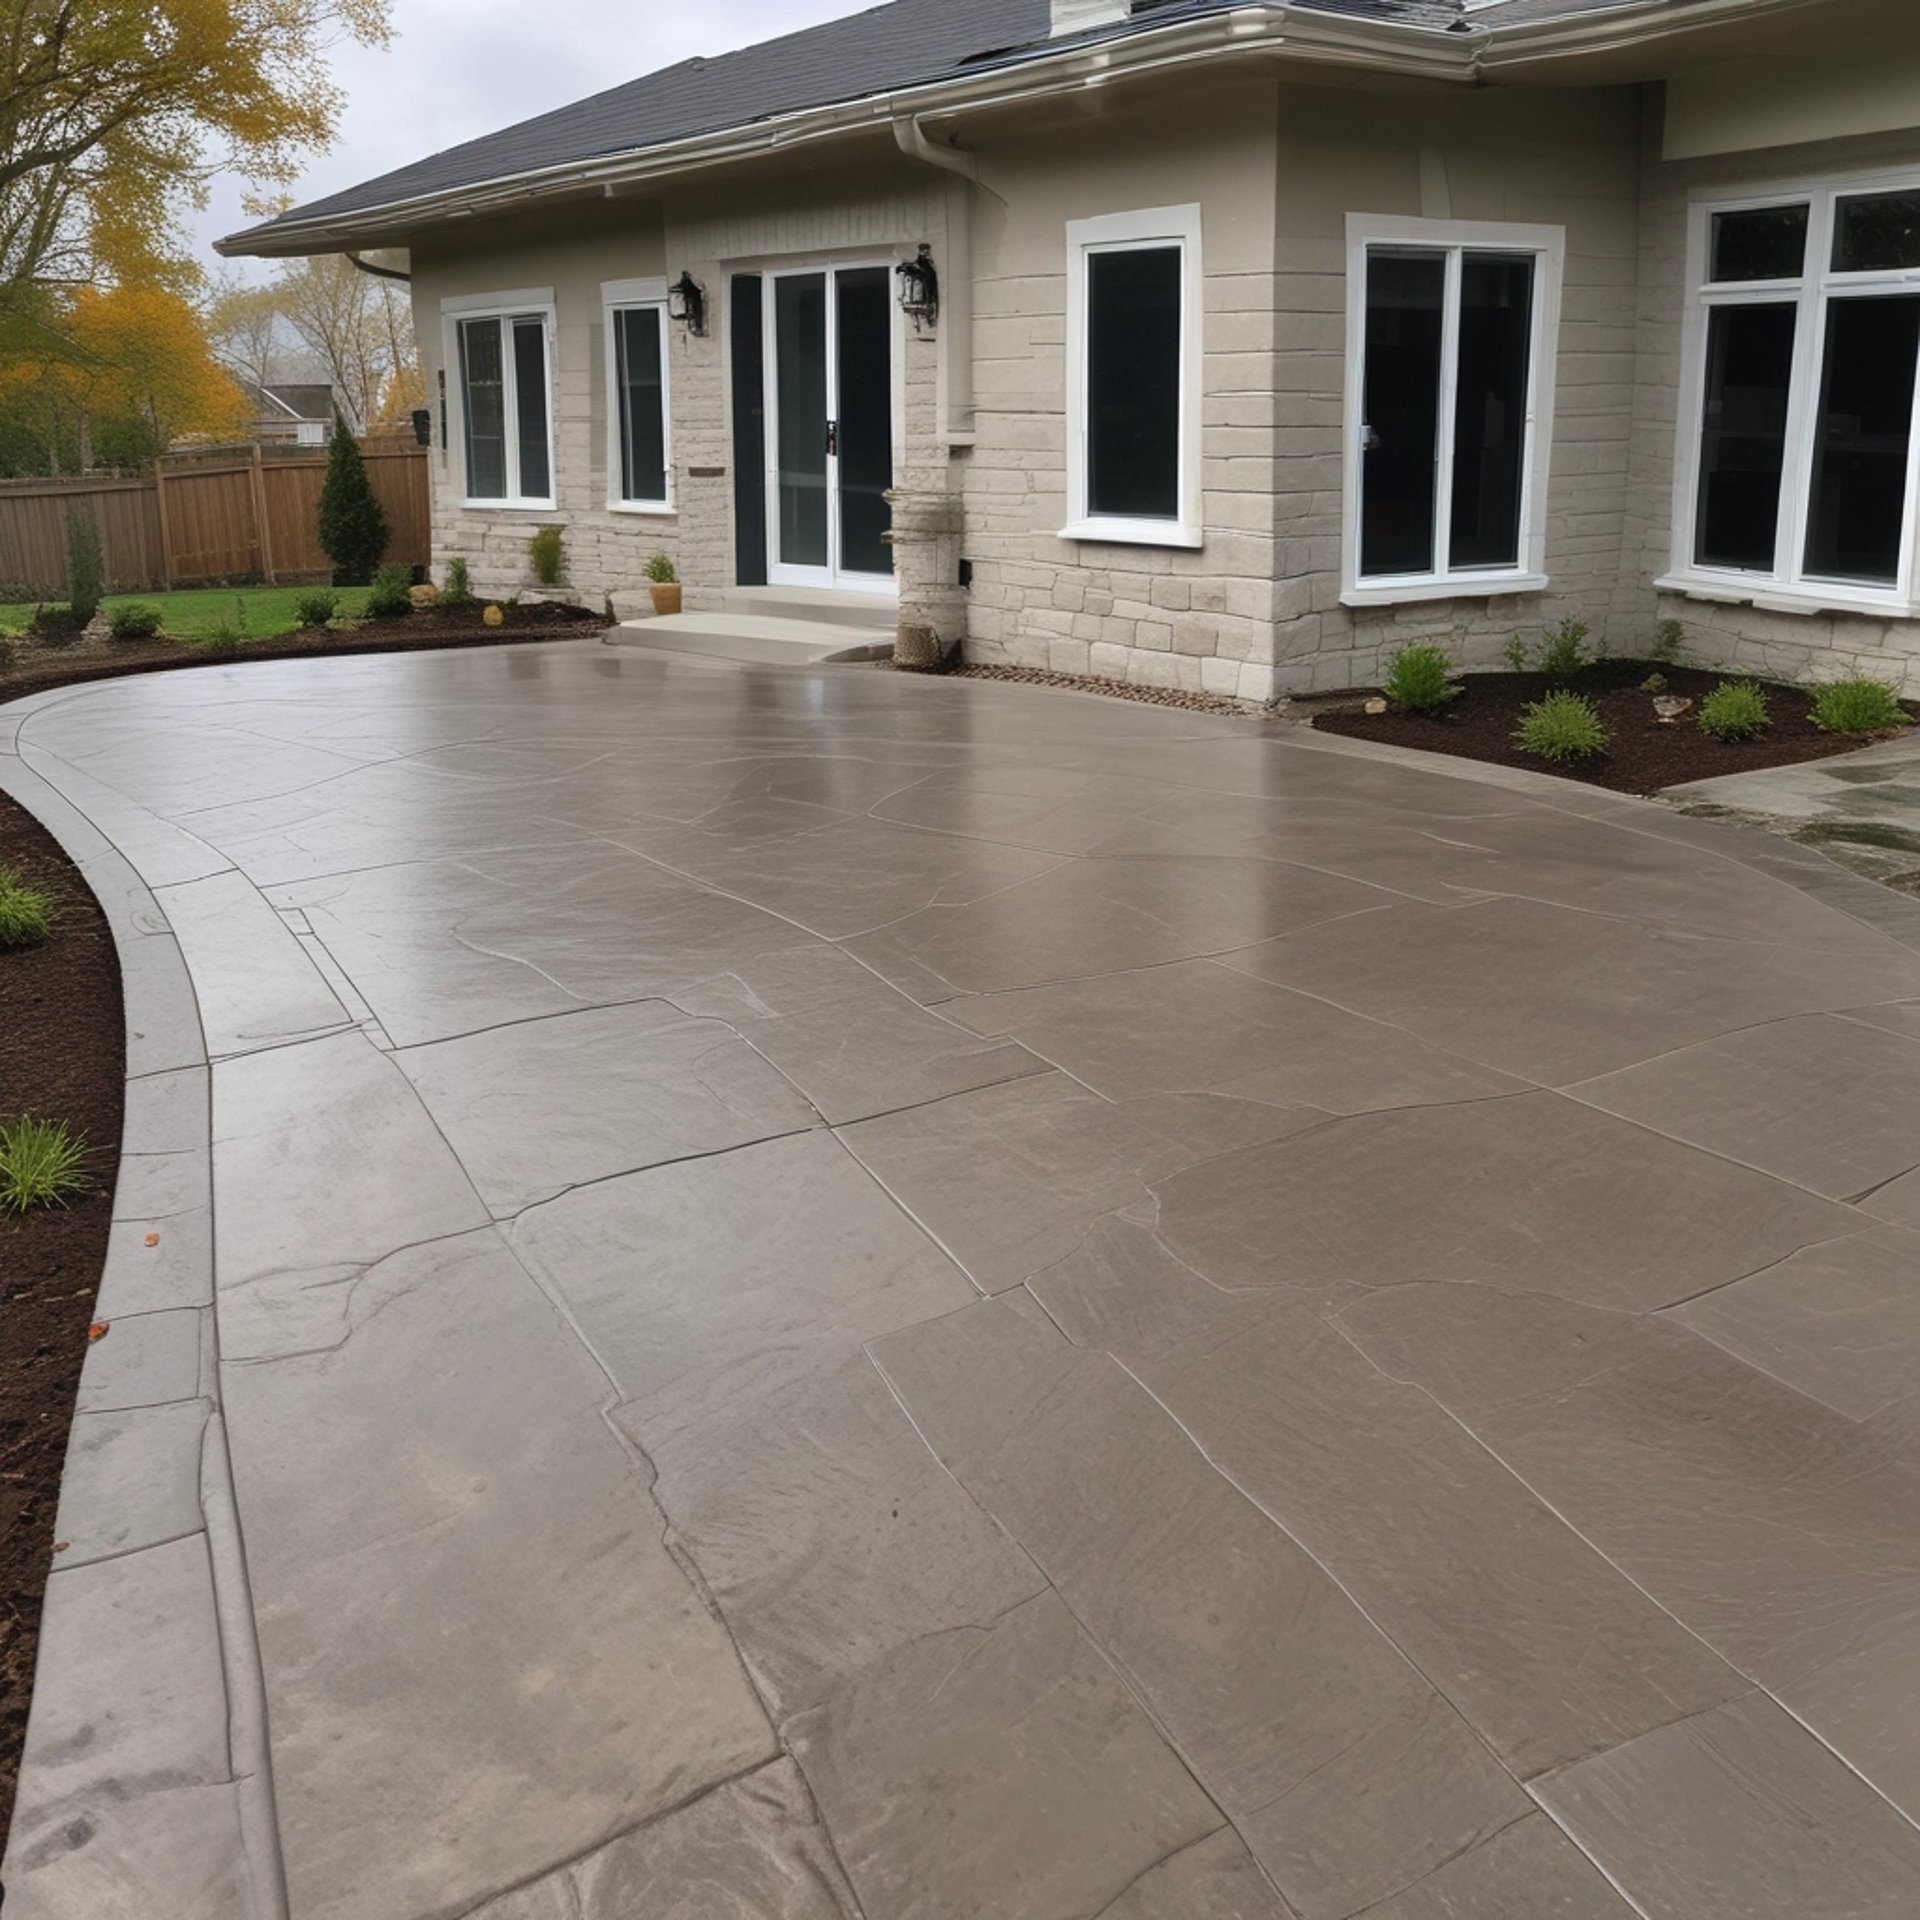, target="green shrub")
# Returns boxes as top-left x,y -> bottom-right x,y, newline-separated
440,556 -> 476,608
1698,680 -> 1772,743
1810,677 -> 1907,735
199,623 -> 244,656
529,525 -> 566,586
1537,616 -> 1591,686
65,508 -> 104,627
316,421 -> 389,585
1514,691 -> 1610,763
643,551 -> 676,584
294,588 -> 339,629
108,602 -> 163,641
0,867 -> 54,948
1502,634 -> 1530,674
366,564 -> 414,619
1650,617 -> 1685,666
0,1115 -> 88,1213
1383,643 -> 1460,713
